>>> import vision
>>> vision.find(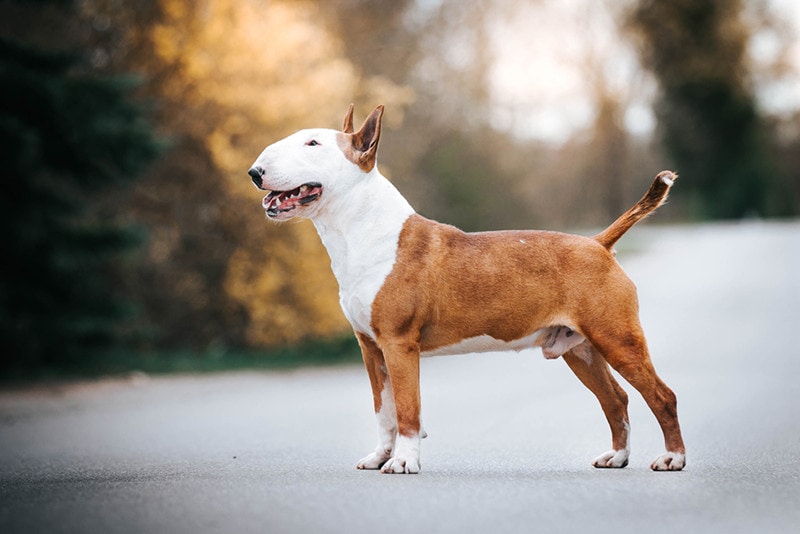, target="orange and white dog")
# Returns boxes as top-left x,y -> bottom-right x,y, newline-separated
248,105 -> 686,474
